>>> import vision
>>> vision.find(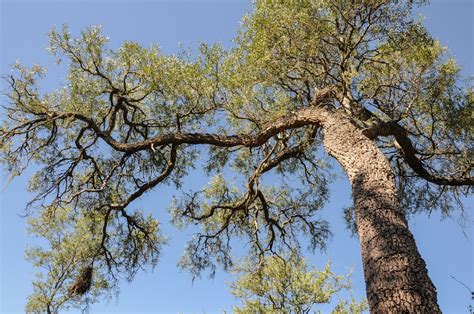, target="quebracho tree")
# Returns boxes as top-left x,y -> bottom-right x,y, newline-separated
1,0 -> 472,313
